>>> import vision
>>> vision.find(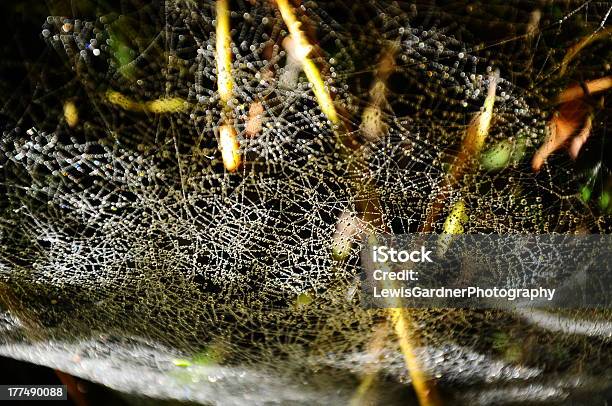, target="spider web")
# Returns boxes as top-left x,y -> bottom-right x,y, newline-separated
0,0 -> 611,404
